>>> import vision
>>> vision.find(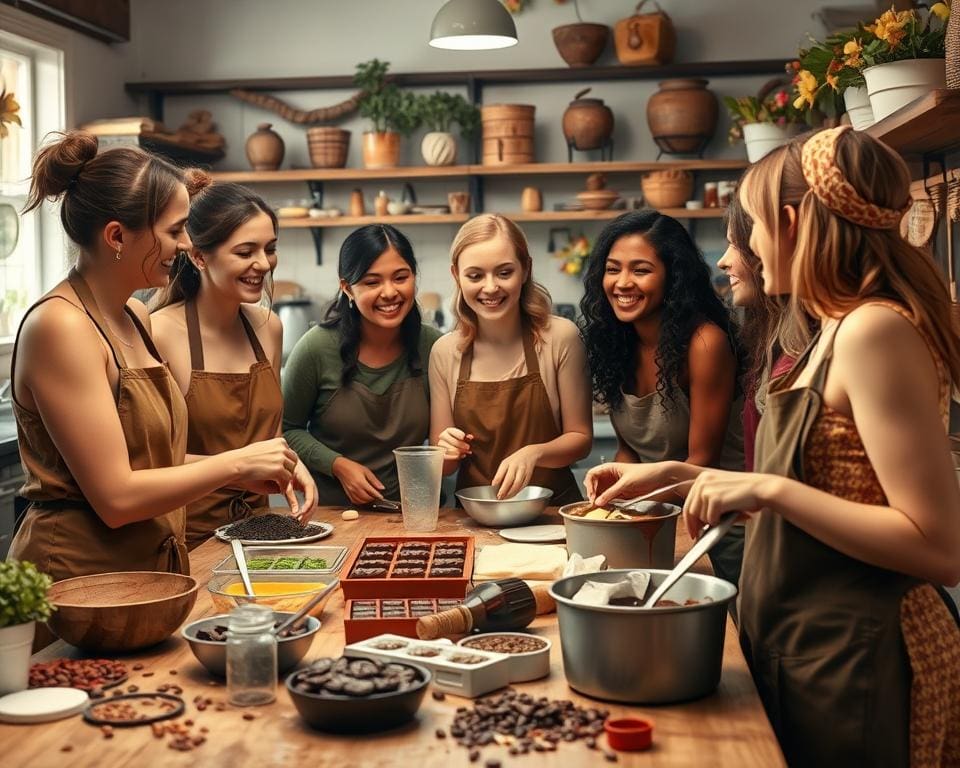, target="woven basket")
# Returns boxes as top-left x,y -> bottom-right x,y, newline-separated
947,10 -> 960,88
306,127 -> 350,169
